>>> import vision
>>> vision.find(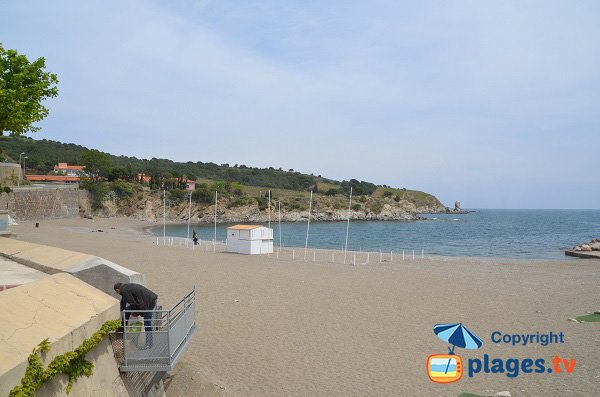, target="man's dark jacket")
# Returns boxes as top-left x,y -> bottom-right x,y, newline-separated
119,283 -> 158,311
